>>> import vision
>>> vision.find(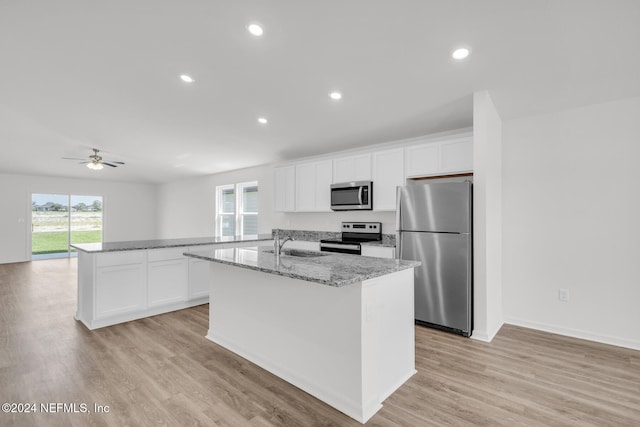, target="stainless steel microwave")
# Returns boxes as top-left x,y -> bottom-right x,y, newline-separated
330,181 -> 373,211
